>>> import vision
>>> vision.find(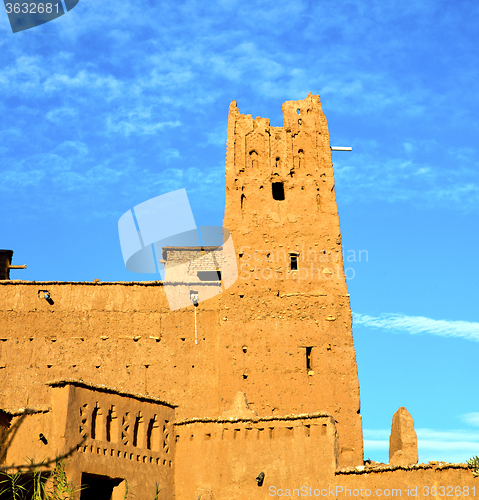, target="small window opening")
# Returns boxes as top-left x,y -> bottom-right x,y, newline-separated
306,347 -> 313,371
241,193 -> 245,209
296,109 -> 300,115
289,253 -> 298,271
272,182 -> 285,201
91,404 -> 101,440
197,271 -> 221,281
146,416 -> 159,451
106,406 -> 118,443
250,150 -> 258,169
132,413 -> 143,448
